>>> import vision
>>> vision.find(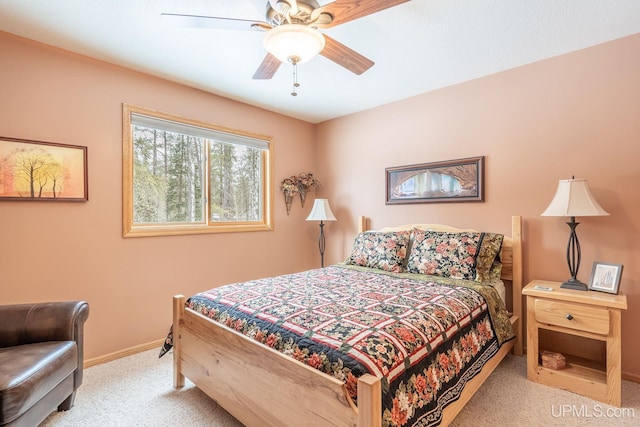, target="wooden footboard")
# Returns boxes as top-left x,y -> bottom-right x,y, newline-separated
173,295 -> 381,427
